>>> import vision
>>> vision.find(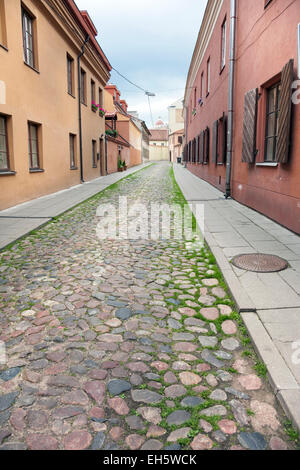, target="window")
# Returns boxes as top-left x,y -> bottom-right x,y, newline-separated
92,140 -> 97,167
0,115 -> 9,170
221,19 -> 226,70
22,7 -> 35,68
194,87 -> 197,108
80,68 -> 86,104
264,83 -> 281,162
178,136 -> 183,144
67,54 -> 74,95
207,58 -> 211,95
70,134 -> 76,169
200,72 -> 204,101
0,0 -> 7,47
28,122 -> 40,169
91,80 -> 95,109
